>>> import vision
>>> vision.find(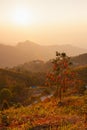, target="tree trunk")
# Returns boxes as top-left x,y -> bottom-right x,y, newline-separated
59,87 -> 62,102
